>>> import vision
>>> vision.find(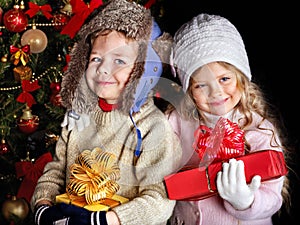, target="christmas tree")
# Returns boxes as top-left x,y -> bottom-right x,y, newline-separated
0,0 -> 166,224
